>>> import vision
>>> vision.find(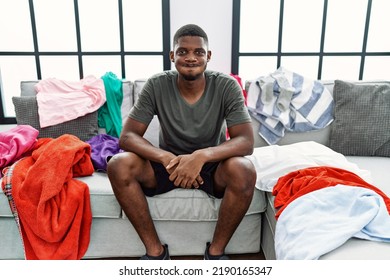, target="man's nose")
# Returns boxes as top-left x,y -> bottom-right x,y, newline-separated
185,54 -> 197,61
